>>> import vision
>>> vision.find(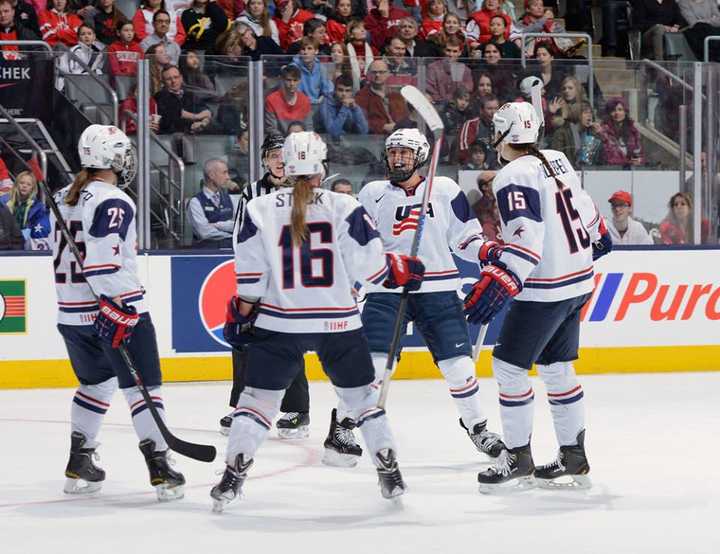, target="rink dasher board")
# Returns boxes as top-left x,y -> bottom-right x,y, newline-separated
0,249 -> 718,388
